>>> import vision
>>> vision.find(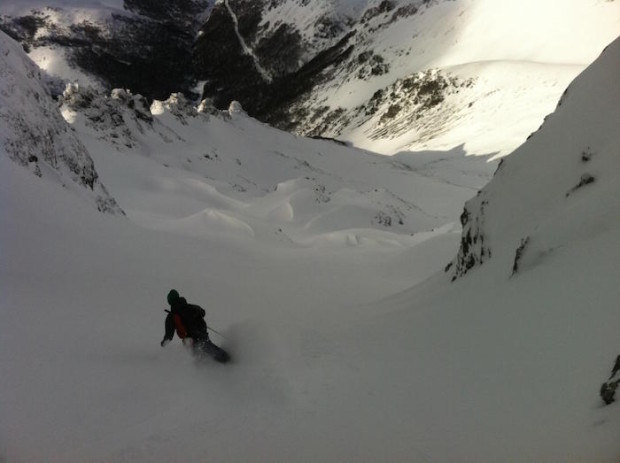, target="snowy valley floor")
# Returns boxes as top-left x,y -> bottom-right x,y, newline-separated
1,136 -> 618,461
